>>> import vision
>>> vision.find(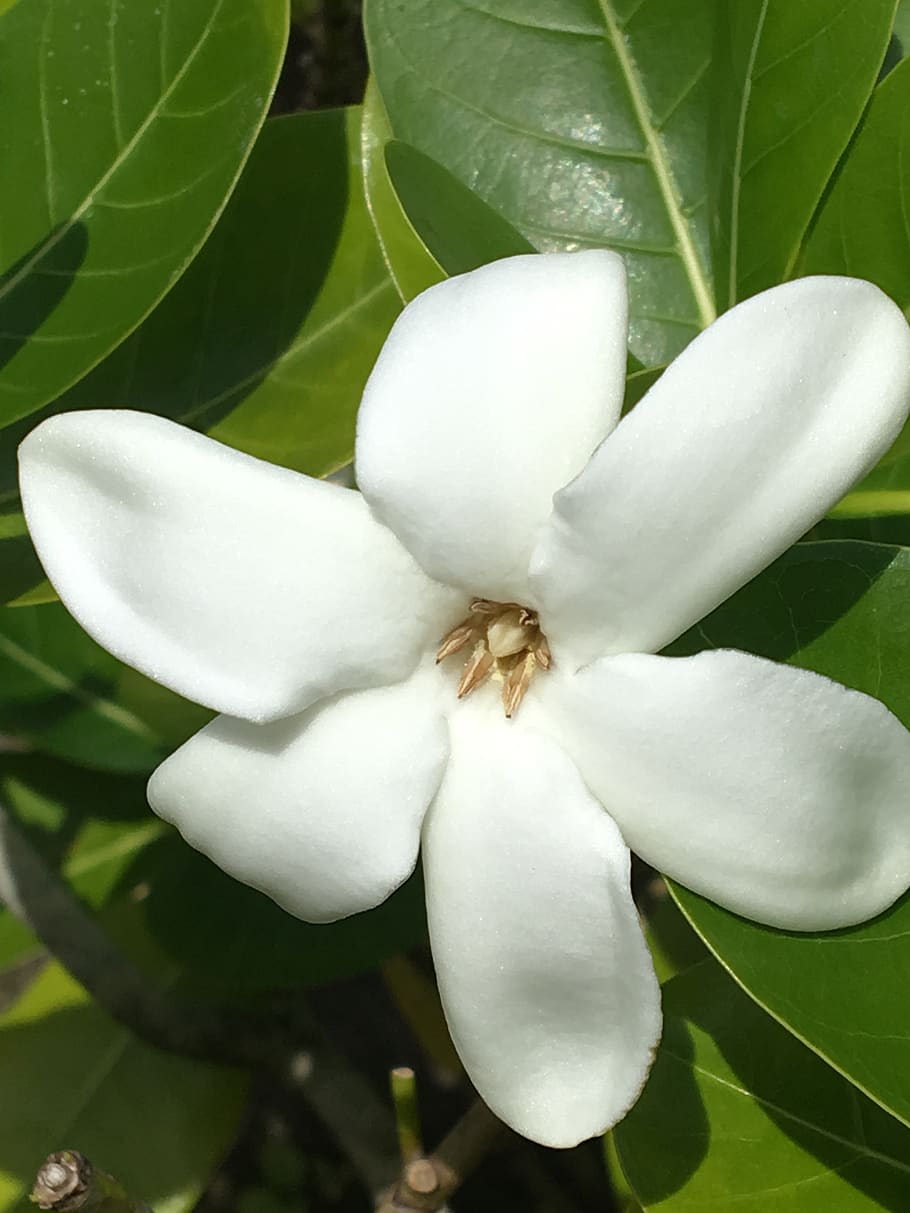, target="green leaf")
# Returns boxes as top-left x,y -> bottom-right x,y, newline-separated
645,894 -> 708,987
799,58 -> 910,519
711,0 -> 894,307
0,603 -> 174,773
202,110 -> 400,474
666,540 -> 910,1130
360,79 -> 445,302
0,755 -> 168,972
615,960 -> 910,1211
666,540 -> 910,713
0,753 -> 430,993
0,0 -> 288,426
365,0 -> 717,365
0,106 -> 400,604
384,141 -> 534,275
0,961 -> 247,1213
801,58 -> 910,310
895,0 -> 910,47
